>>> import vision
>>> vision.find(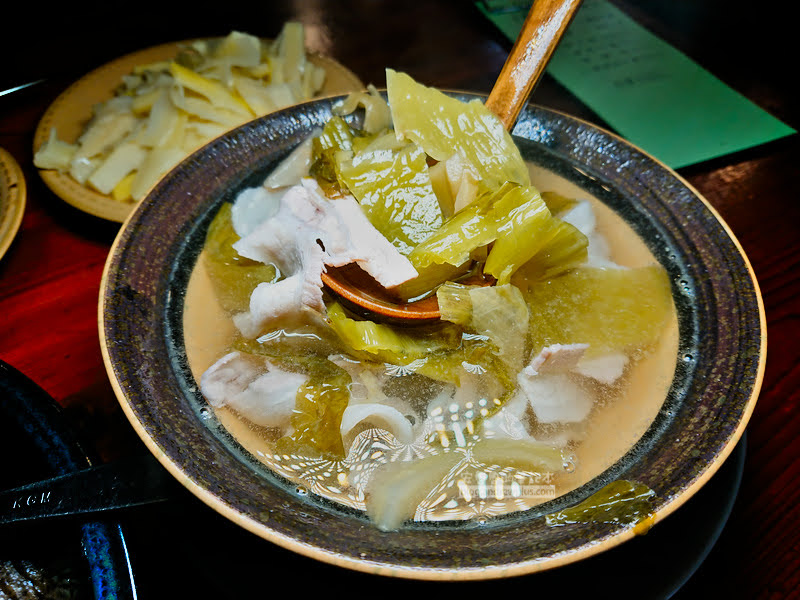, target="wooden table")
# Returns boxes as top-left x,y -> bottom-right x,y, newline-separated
1,1 -> 797,597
